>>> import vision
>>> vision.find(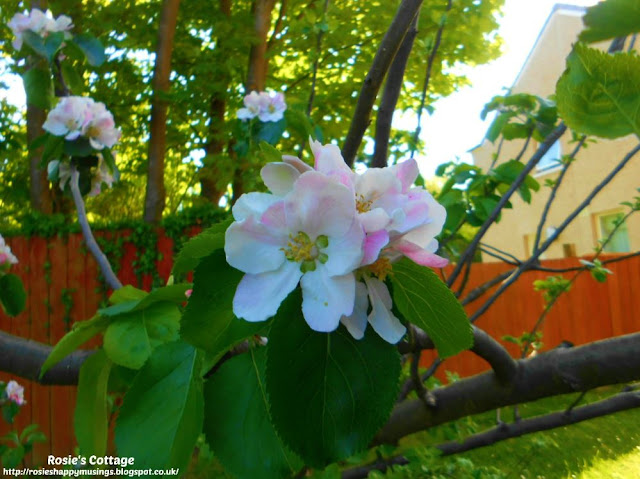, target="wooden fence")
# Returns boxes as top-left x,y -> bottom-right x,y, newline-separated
0,230 -> 638,466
